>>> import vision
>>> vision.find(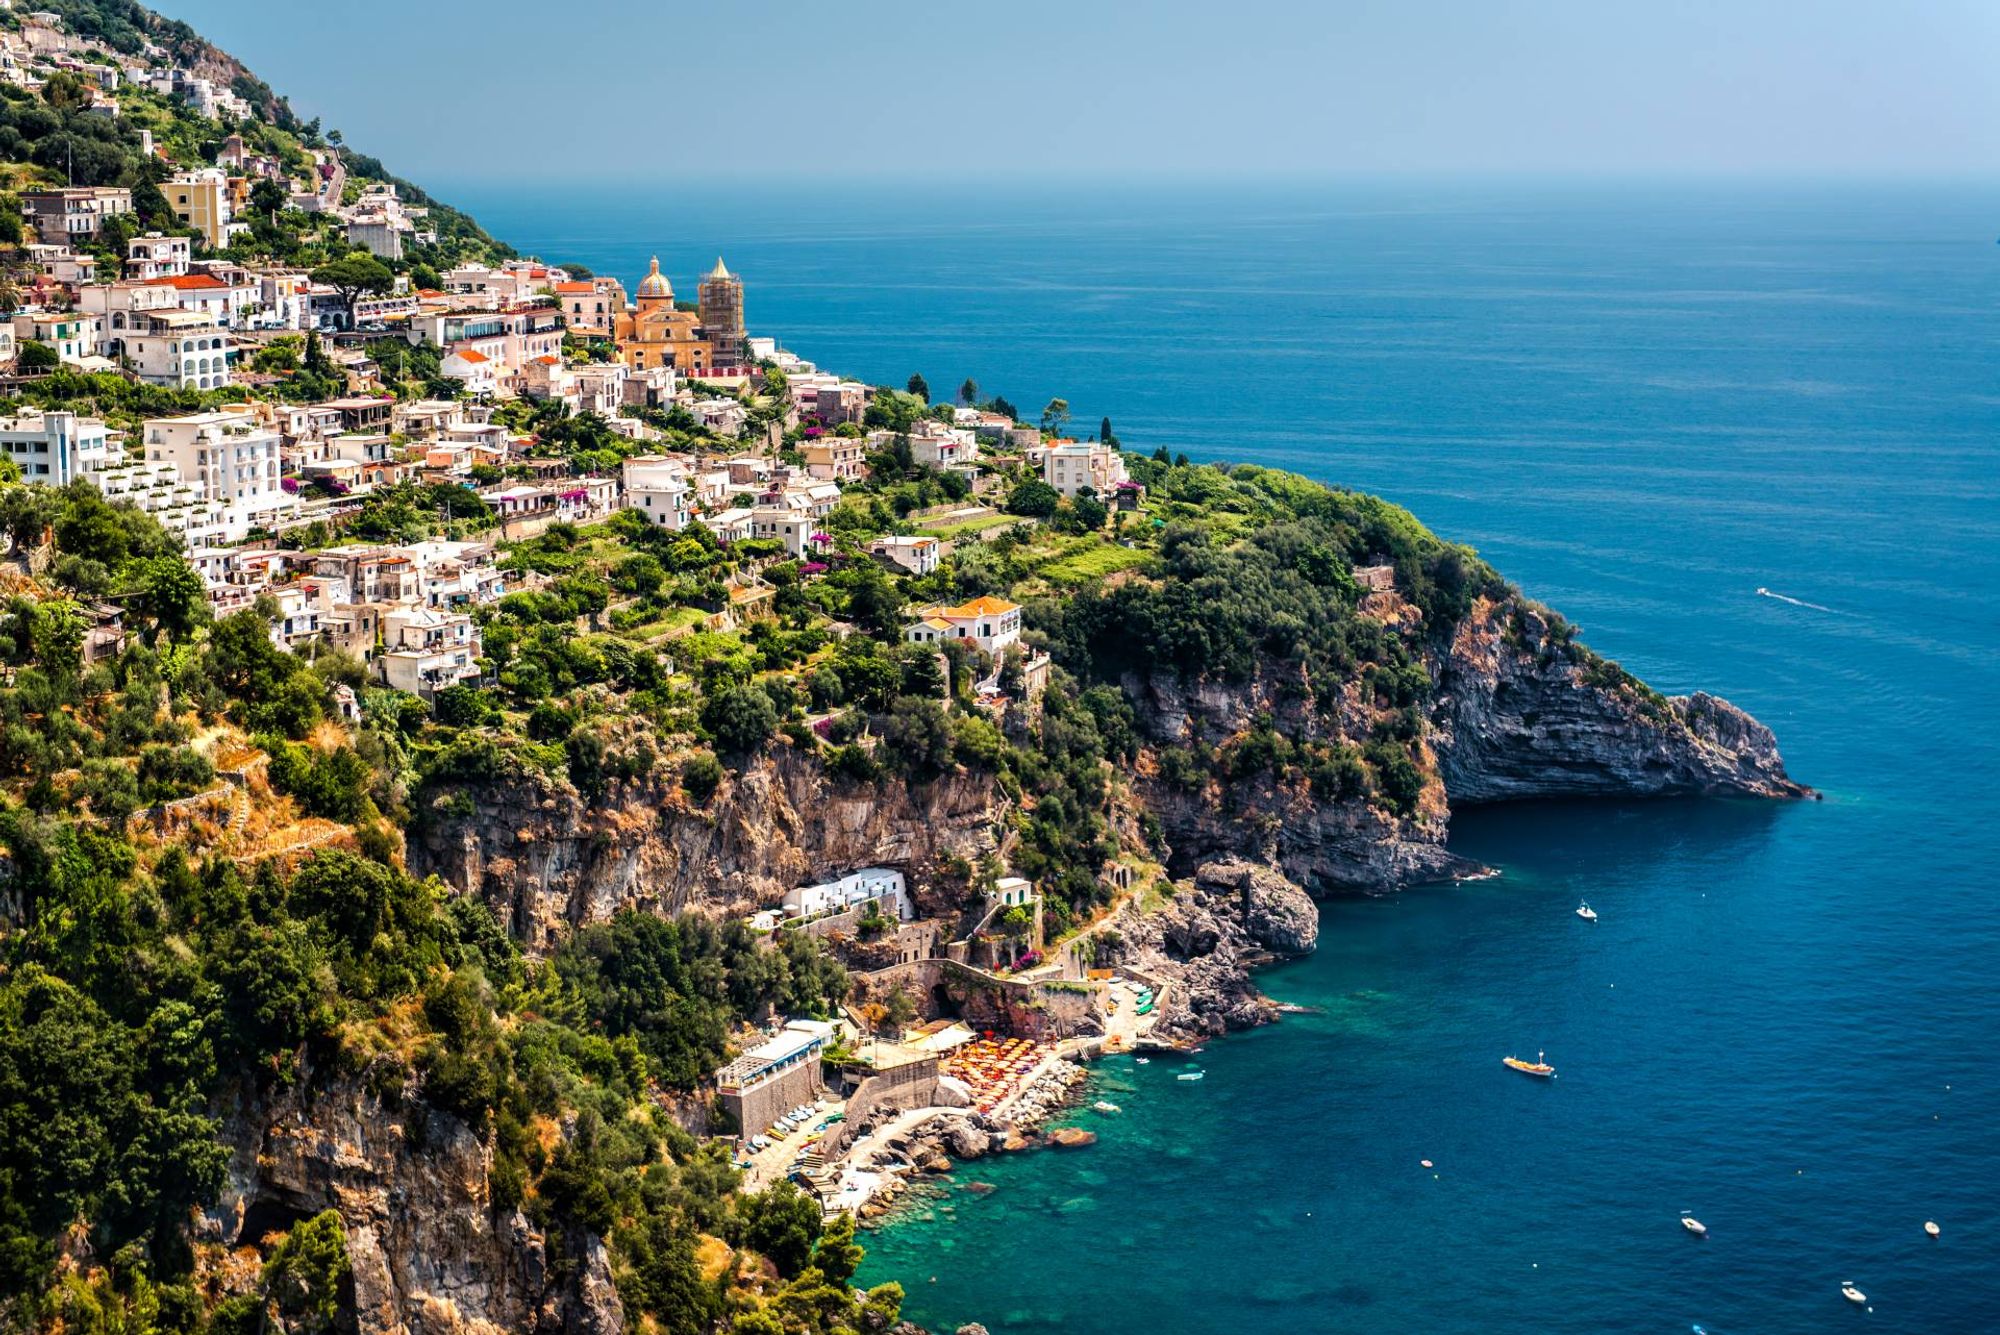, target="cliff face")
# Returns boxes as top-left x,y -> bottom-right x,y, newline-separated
1108,858 -> 1320,1040
201,1067 -> 620,1335
1123,666 -> 1480,894
1432,598 -> 1810,804
411,744 -> 1005,947
1108,592 -> 1804,896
